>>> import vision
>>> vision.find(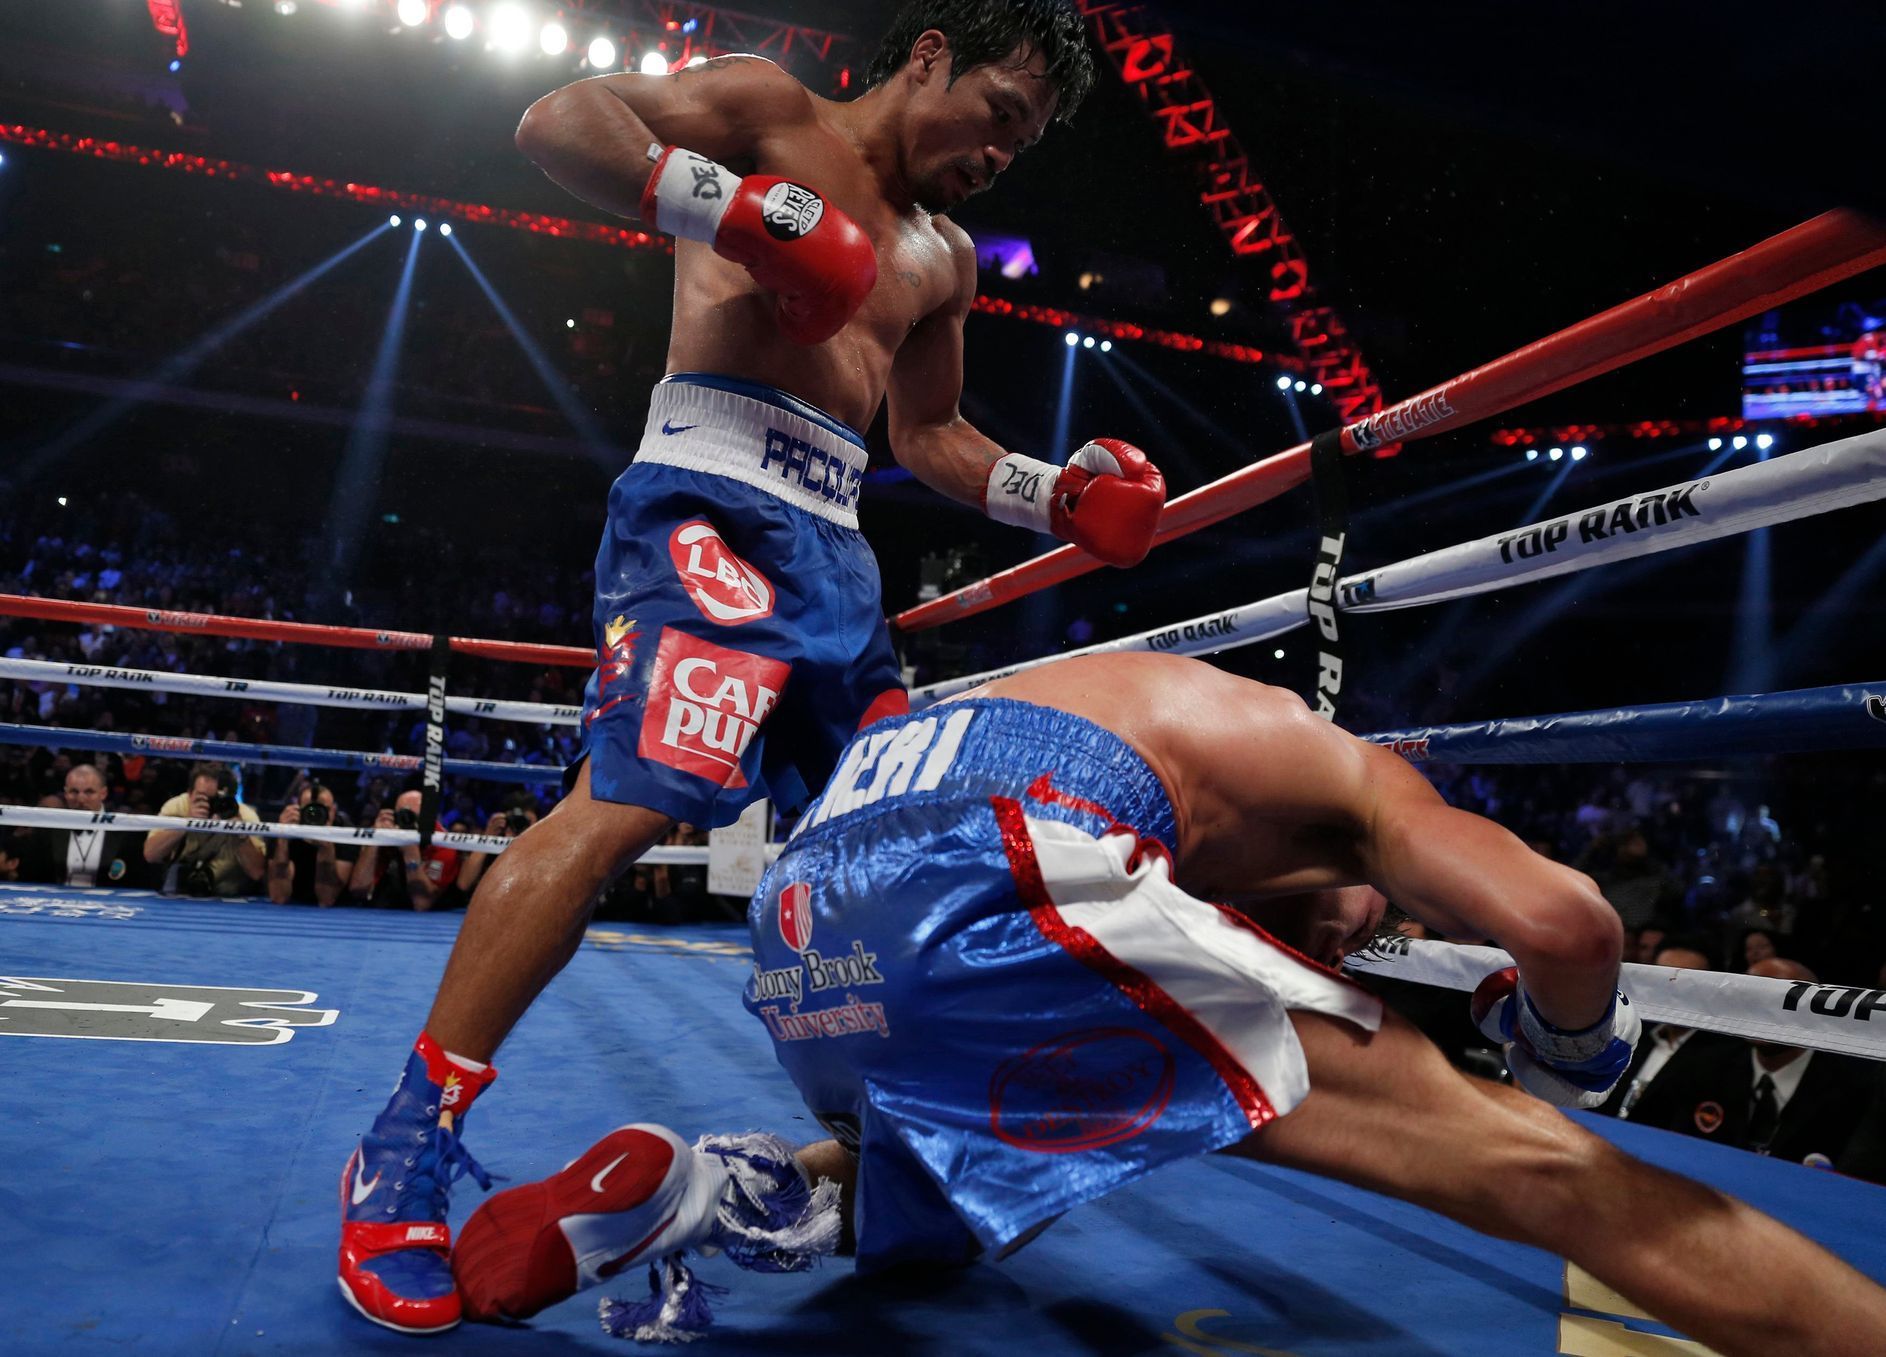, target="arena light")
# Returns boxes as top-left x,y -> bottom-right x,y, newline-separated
587,35 -> 617,68
388,214 -> 402,227
413,217 -> 428,232
443,5 -> 474,39
539,21 -> 567,55
168,59 -> 183,73
1099,340 -> 1112,353
1732,434 -> 1749,450
1065,332 -> 1079,347
438,222 -> 452,237
686,54 -> 706,68
490,4 -> 532,53
565,318 -> 576,328
1548,447 -> 1563,461
1310,383 -> 1323,395
1272,648 -> 1285,659
1525,448 -> 1539,461
1756,432 -> 1775,450
1275,375 -> 1292,390
1082,336 -> 1095,349
1293,380 -> 1307,392
639,51 -> 669,75
1570,445 -> 1588,461
1708,436 -> 1724,451
274,1 -> 298,16
395,0 -> 428,28
1209,297 -> 1232,317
